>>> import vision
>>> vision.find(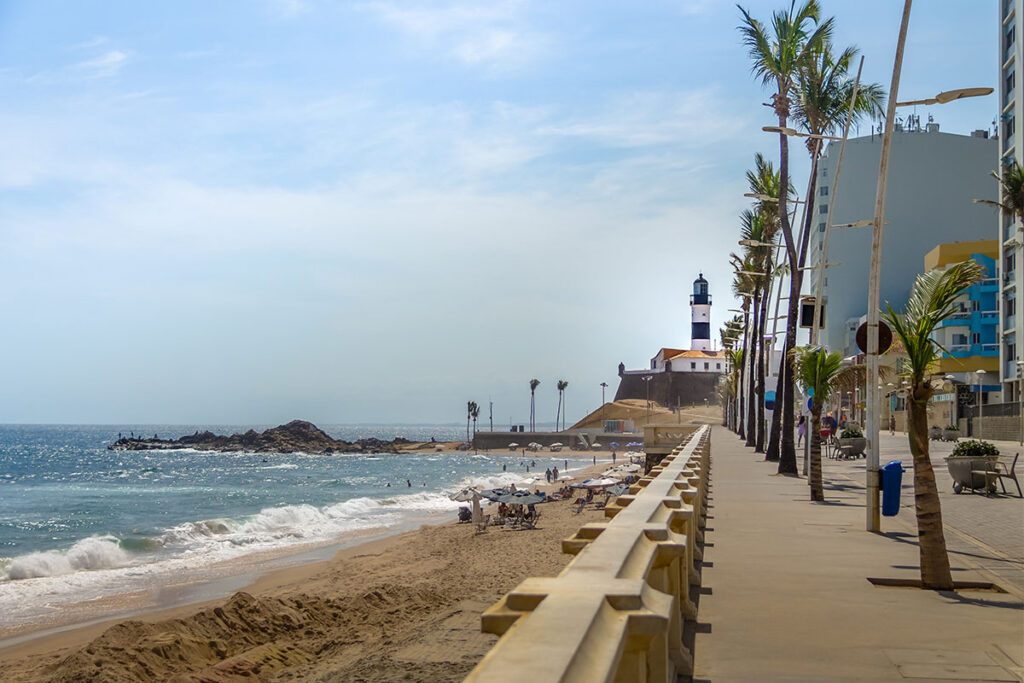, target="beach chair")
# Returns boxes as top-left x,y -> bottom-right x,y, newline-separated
521,511 -> 541,530
475,514 -> 490,533
991,453 -> 1022,497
